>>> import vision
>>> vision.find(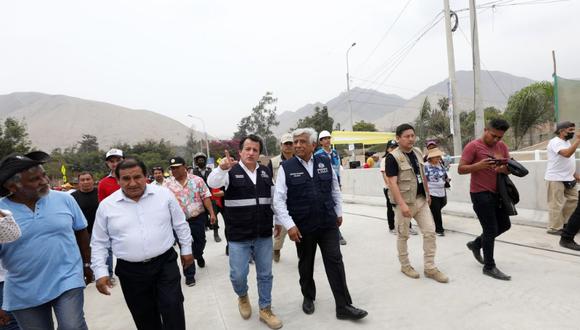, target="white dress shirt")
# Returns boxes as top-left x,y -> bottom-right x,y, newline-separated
91,184 -> 192,280
273,155 -> 343,230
